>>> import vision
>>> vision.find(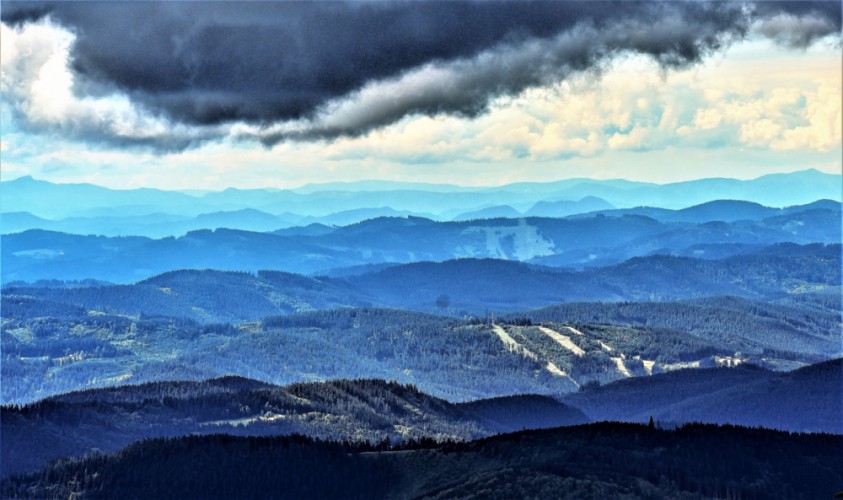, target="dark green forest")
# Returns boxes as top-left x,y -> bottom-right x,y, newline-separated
4,423 -> 842,499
